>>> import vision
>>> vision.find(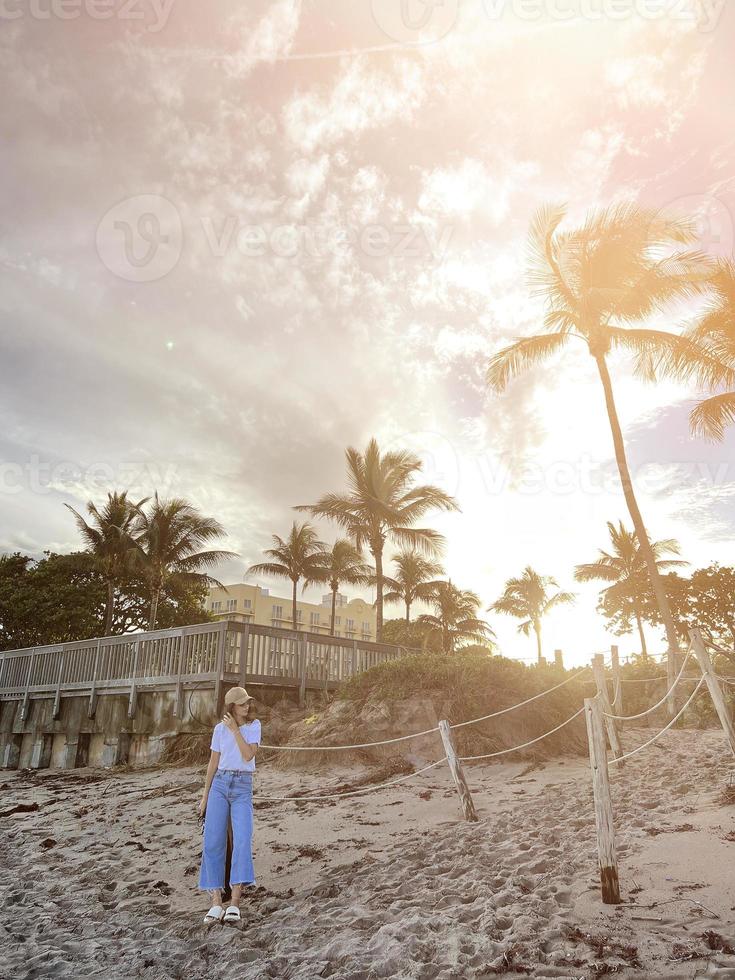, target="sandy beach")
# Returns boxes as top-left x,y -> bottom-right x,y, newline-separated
1,727 -> 734,980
